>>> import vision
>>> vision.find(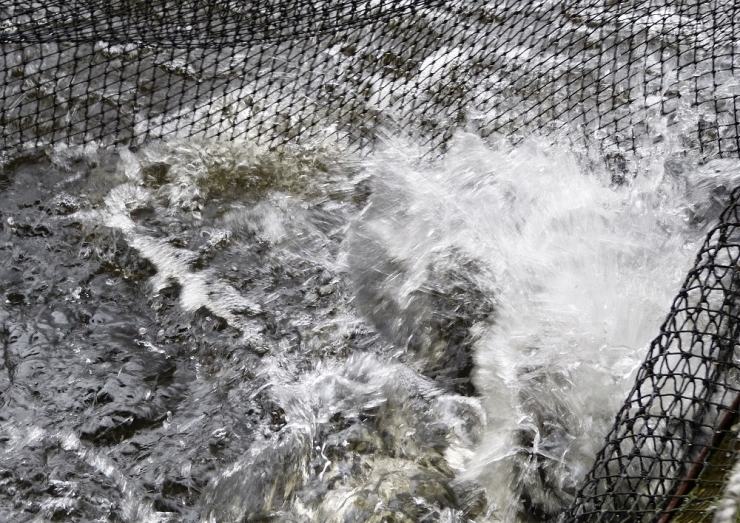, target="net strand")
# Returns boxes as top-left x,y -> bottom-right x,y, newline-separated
2,0 -> 740,161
